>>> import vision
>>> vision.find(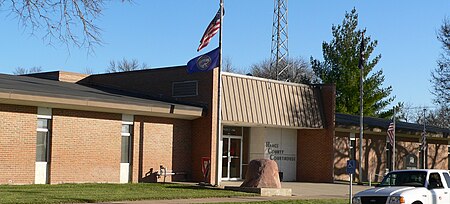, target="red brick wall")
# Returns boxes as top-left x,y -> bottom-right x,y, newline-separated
359,134 -> 388,182
333,132 -> 352,181
297,84 -> 335,182
426,140 -> 448,169
79,66 -> 214,105
0,104 -> 36,184
195,68 -> 218,184
334,132 -> 449,183
132,116 -> 192,183
50,109 -> 122,183
84,67 -> 217,184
